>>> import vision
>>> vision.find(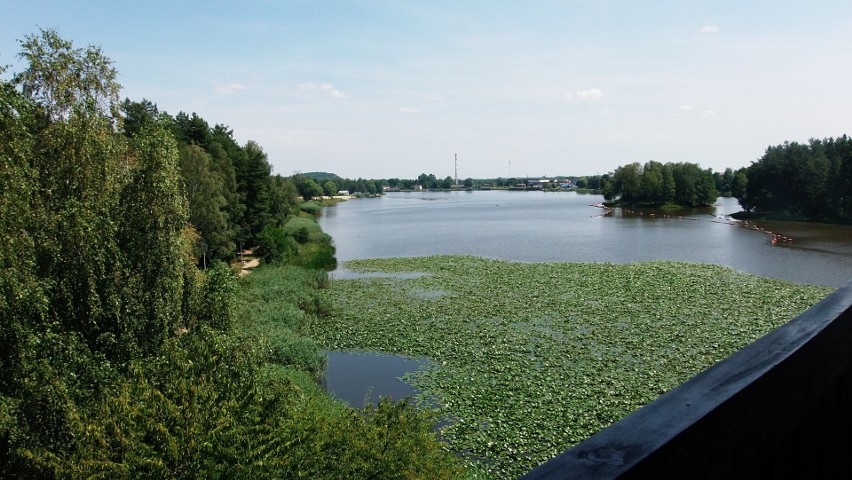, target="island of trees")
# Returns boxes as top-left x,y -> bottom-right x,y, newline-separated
600,161 -> 720,207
